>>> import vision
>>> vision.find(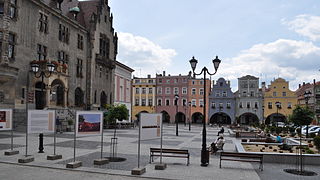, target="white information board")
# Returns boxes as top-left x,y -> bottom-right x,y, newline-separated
76,111 -> 103,136
140,113 -> 162,140
0,109 -> 13,131
28,110 -> 55,133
